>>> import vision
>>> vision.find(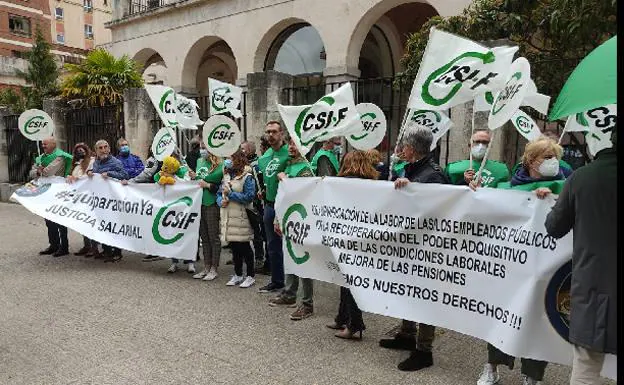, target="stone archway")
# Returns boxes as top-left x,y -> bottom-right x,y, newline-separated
132,48 -> 168,85
180,36 -> 238,96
